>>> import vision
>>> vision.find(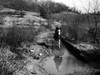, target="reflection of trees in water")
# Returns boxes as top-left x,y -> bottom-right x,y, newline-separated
53,56 -> 62,71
